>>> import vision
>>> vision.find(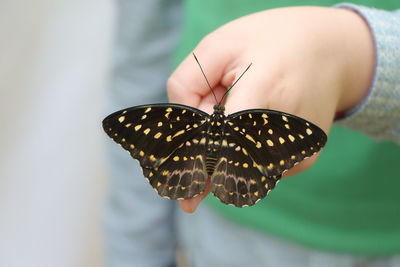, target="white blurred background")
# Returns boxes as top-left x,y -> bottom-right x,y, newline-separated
0,1 -> 114,266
